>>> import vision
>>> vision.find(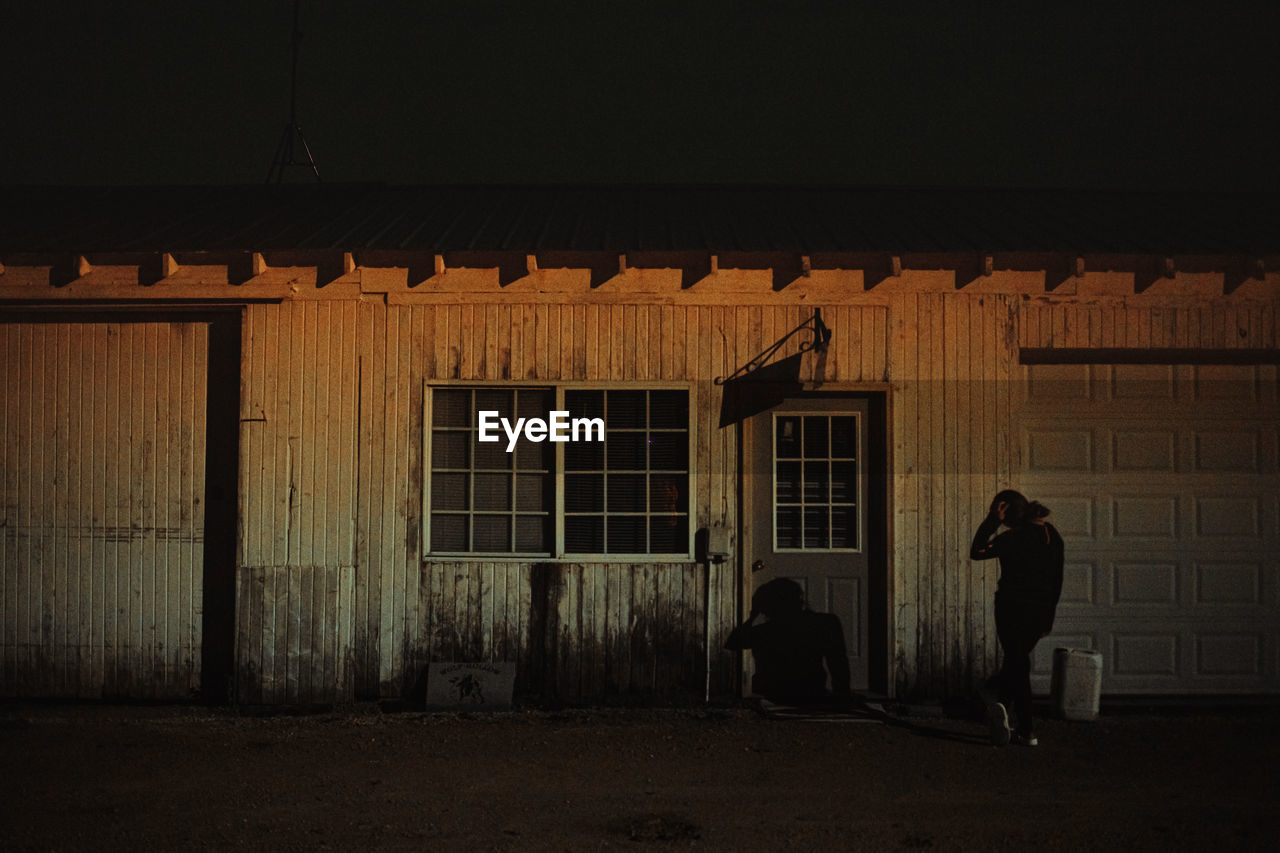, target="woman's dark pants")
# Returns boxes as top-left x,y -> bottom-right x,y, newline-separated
995,595 -> 1044,736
